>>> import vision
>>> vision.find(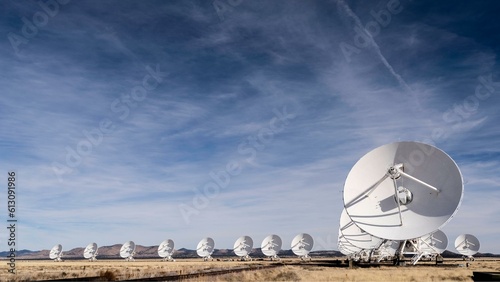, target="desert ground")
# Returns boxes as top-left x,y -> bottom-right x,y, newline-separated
1,258 -> 499,281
